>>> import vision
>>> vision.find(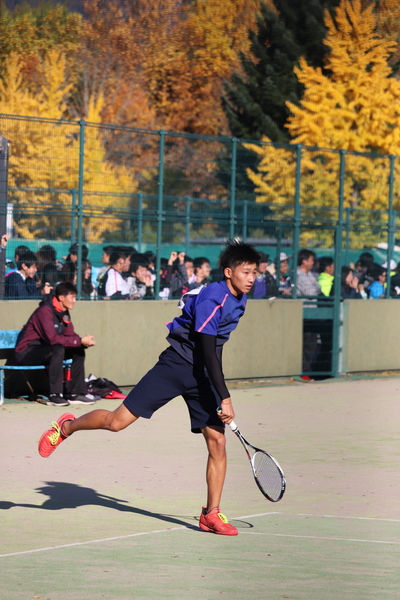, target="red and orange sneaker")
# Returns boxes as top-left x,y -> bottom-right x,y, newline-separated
38,413 -> 75,458
199,507 -> 238,536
